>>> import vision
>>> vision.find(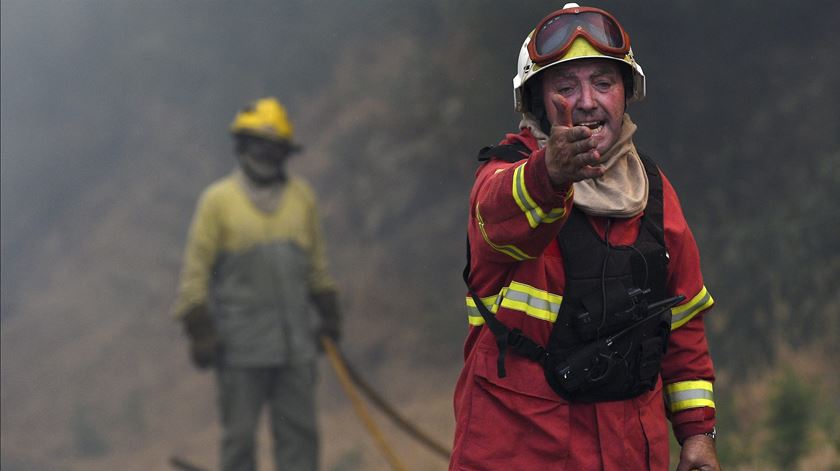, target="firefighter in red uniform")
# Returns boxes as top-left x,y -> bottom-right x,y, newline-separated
451,4 -> 720,470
